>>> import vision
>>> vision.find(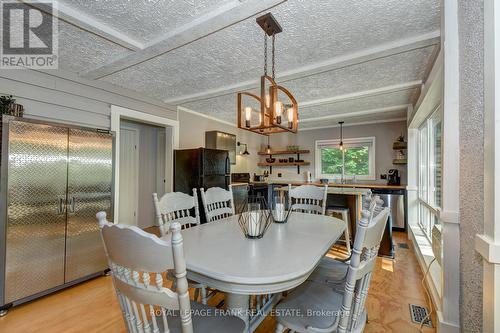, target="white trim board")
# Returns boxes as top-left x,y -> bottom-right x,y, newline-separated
111,105 -> 179,223
22,0 -> 142,51
299,105 -> 409,123
299,117 -> 407,131
300,81 -> 422,108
